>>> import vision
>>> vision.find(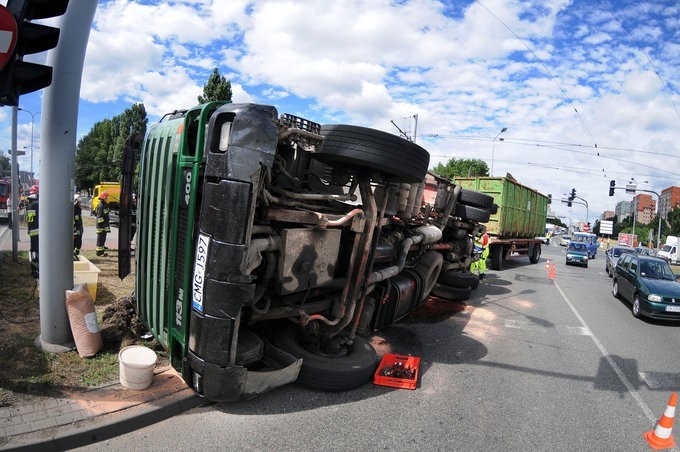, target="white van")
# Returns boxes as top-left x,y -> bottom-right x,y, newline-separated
658,236 -> 678,264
